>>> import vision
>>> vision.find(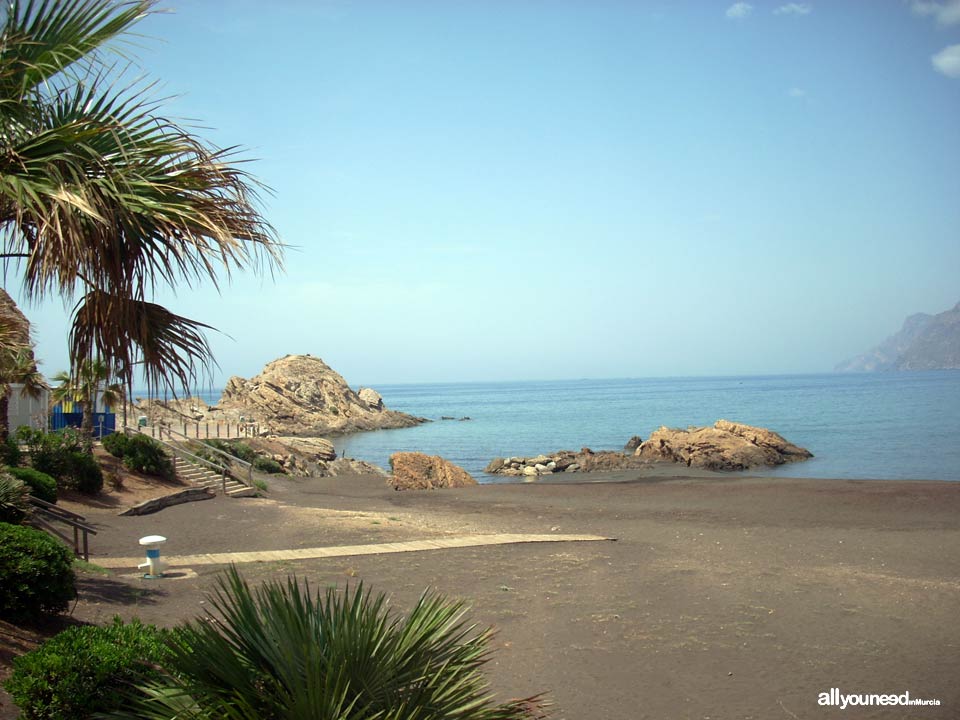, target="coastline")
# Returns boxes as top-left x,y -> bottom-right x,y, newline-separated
33,471 -> 960,720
